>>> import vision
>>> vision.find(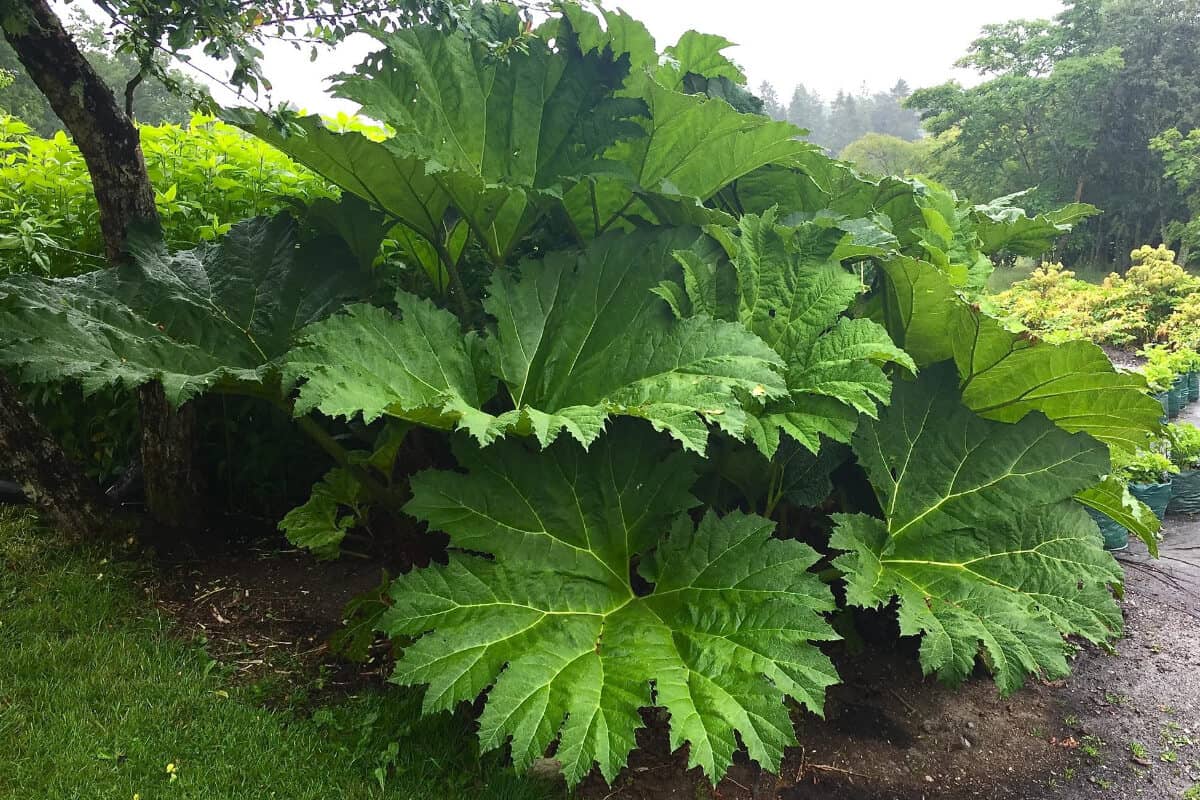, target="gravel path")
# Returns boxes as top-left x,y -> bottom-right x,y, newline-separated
1055,404 -> 1200,799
